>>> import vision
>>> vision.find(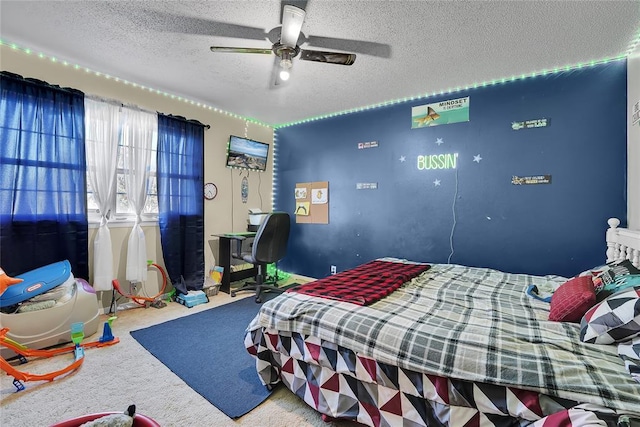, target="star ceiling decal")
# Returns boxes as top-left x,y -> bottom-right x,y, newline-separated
399,155 -> 406,162
435,138 -> 444,145
433,179 -> 441,186
473,154 -> 482,163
